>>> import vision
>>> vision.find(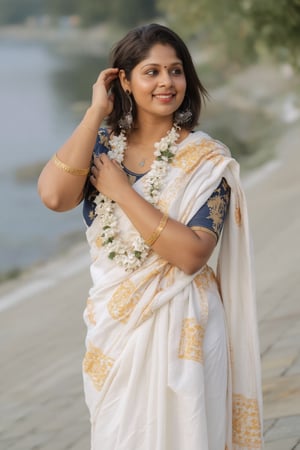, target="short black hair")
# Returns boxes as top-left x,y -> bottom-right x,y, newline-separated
106,23 -> 208,133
